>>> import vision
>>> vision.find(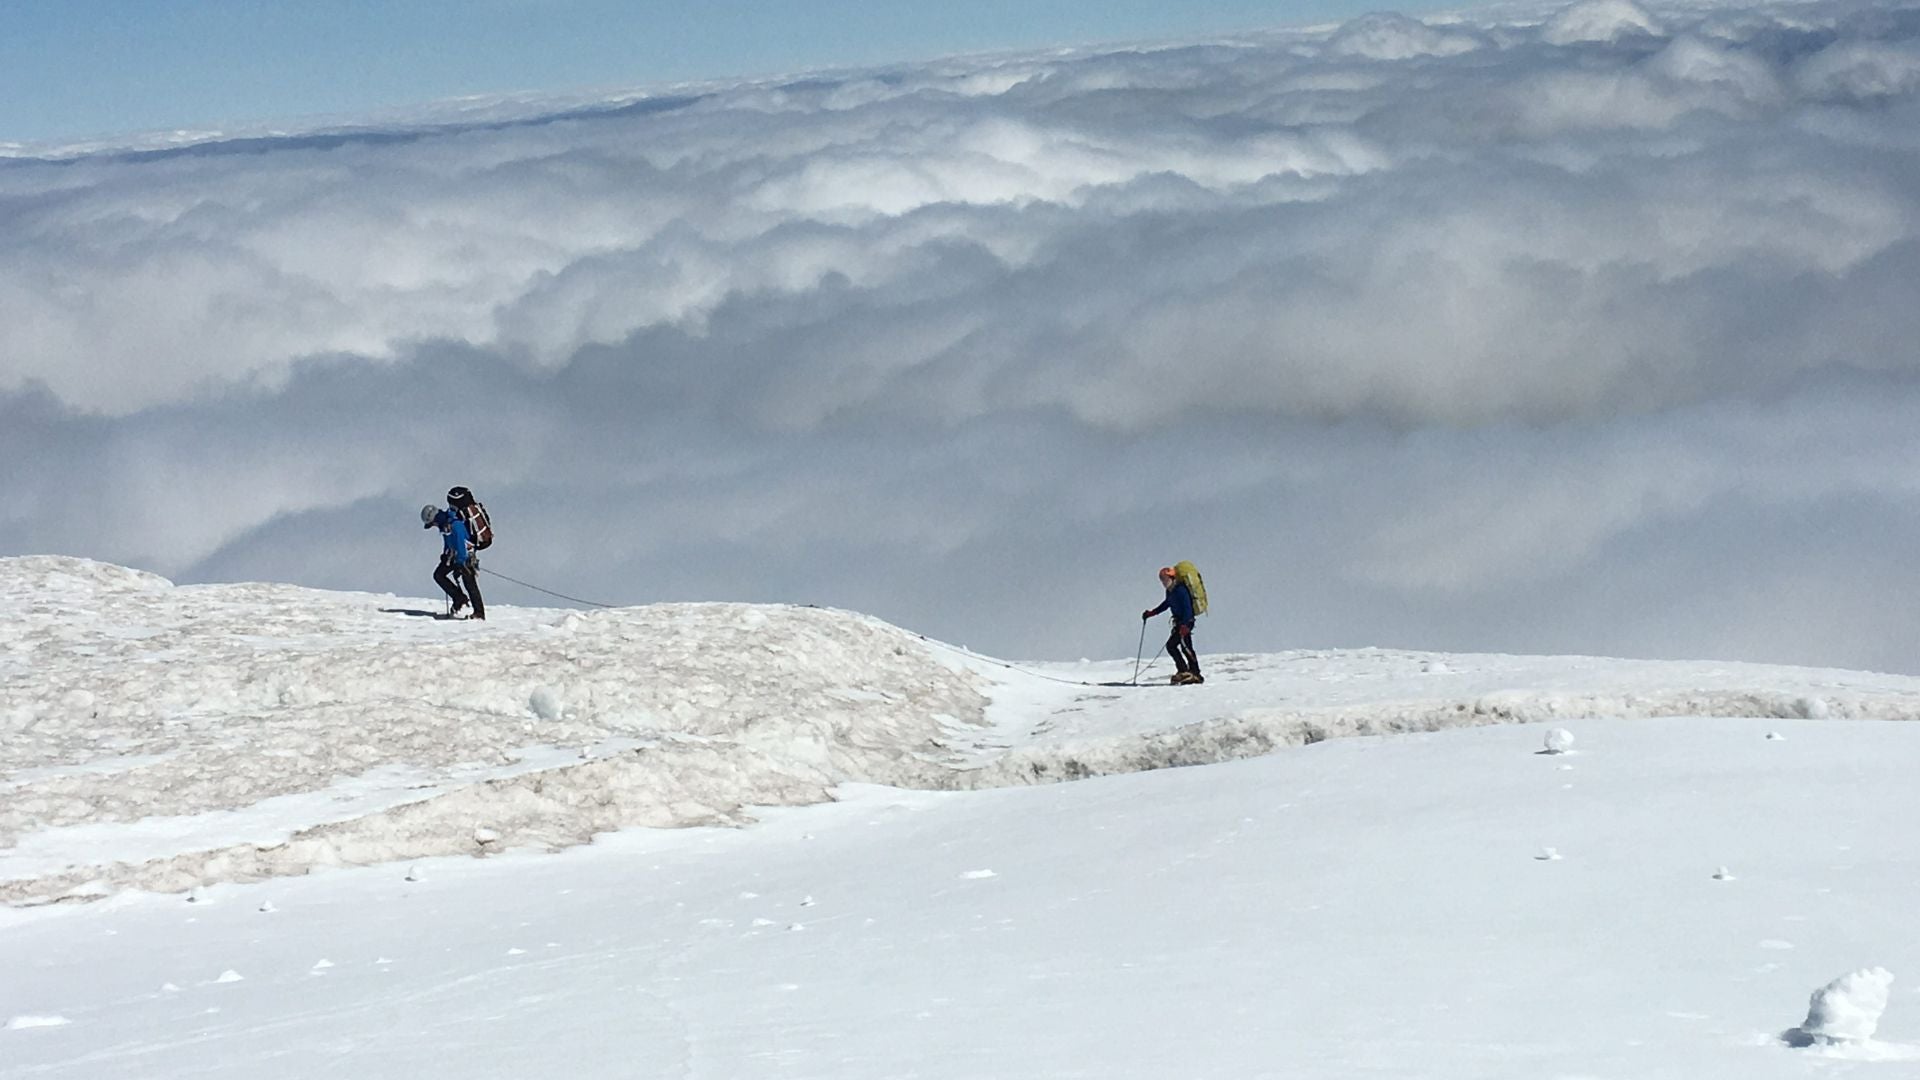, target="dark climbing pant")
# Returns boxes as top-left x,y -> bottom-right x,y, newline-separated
434,555 -> 484,618
1167,625 -> 1199,675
